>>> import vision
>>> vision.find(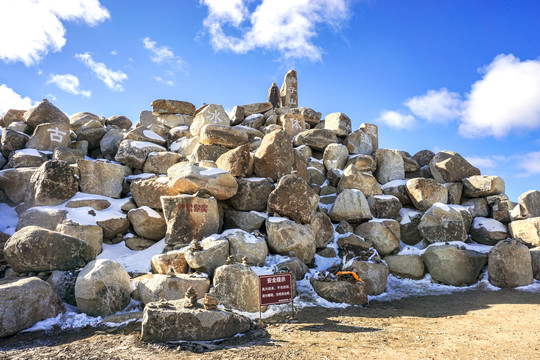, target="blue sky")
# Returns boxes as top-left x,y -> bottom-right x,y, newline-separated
1,0 -> 539,201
